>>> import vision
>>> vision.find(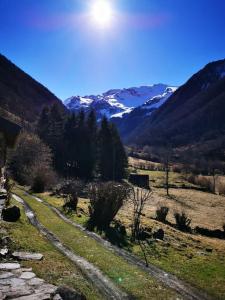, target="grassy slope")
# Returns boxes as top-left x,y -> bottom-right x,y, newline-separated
0,199 -> 102,300
14,187 -> 176,300
31,187 -> 225,300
